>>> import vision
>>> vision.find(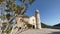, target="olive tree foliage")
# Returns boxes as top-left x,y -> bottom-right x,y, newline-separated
0,0 -> 35,32
0,0 -> 35,22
